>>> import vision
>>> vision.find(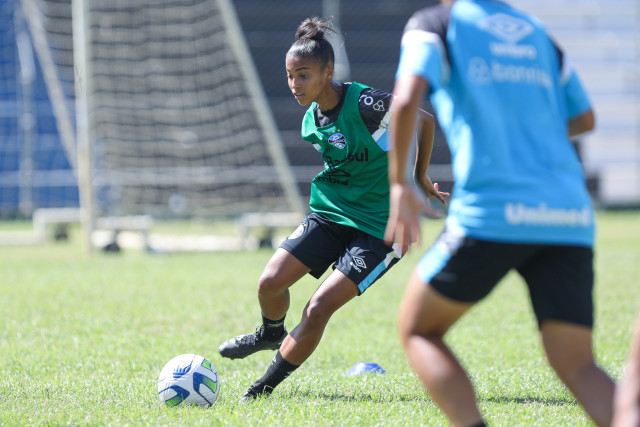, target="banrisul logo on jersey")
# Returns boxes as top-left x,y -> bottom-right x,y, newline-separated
328,133 -> 346,149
